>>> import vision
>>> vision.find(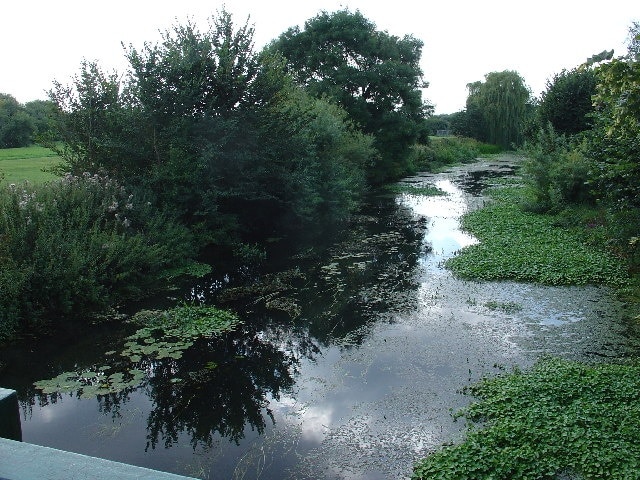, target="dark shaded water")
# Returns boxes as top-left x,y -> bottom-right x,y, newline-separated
2,155 -> 639,479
